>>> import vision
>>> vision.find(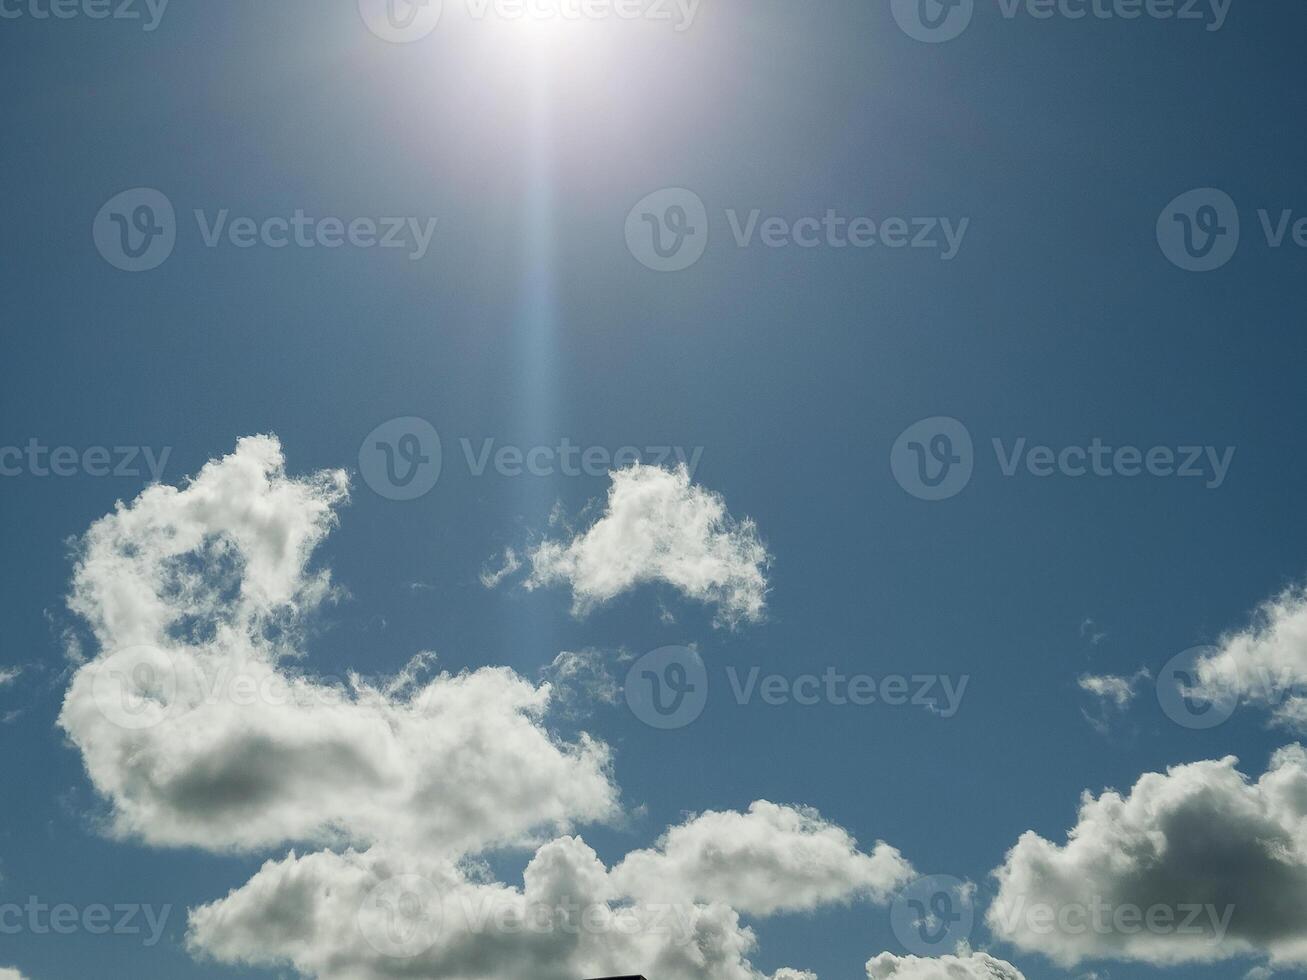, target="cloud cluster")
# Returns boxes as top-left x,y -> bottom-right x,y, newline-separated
523,463 -> 771,627
189,807 -> 893,980
57,437 -> 895,980
0,969 -> 31,980
58,436 -> 619,855
988,747 -> 1307,968
866,951 -> 1026,980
